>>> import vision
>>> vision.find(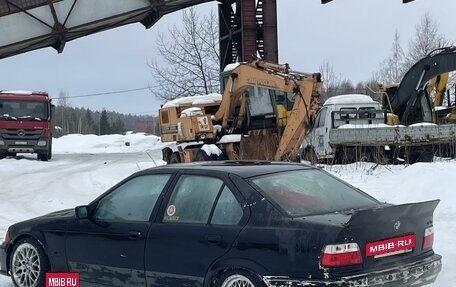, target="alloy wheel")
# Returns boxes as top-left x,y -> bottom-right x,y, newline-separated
11,243 -> 41,287
221,274 -> 255,287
